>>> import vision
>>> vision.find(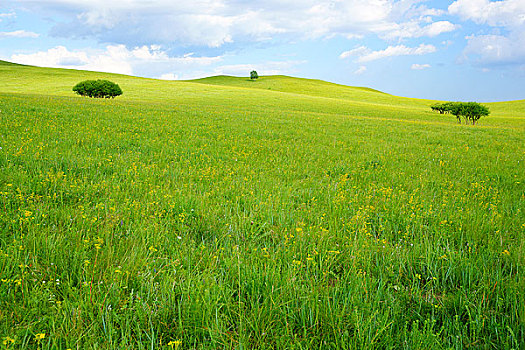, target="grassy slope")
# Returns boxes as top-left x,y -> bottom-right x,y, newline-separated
192,75 -> 525,117
0,62 -> 524,348
1,61 -> 524,129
